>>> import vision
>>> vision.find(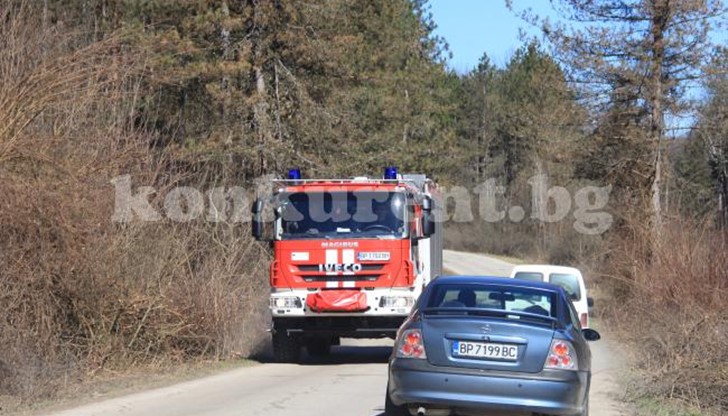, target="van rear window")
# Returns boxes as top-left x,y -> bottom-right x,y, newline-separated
513,272 -> 543,282
549,273 -> 581,301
